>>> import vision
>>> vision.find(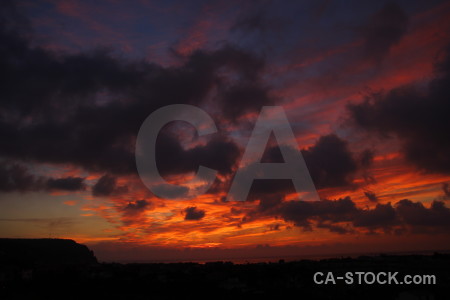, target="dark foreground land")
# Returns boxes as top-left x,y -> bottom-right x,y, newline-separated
0,239 -> 449,299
